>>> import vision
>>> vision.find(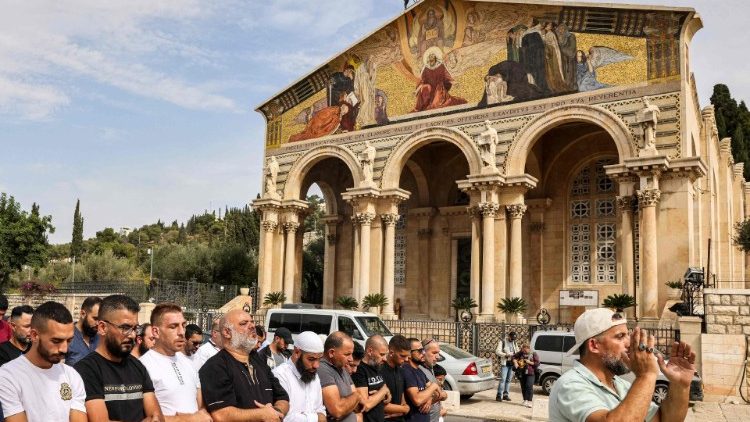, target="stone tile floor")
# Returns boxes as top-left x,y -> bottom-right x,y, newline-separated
446,382 -> 750,421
